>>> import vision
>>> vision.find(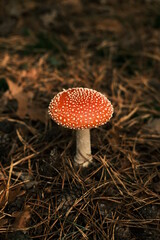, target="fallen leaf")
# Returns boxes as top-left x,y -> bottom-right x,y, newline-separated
21,68 -> 39,81
4,79 -> 47,123
146,118 -> 160,134
0,181 -> 24,208
5,78 -> 23,96
41,10 -> 57,27
62,0 -> 83,12
1,53 -> 10,67
96,19 -> 123,33
8,185 -> 23,203
12,206 -> 31,230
